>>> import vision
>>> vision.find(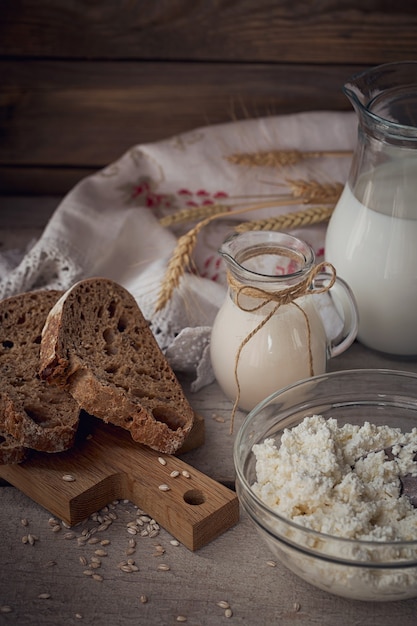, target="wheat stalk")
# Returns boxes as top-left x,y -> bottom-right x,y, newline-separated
160,180 -> 341,228
235,205 -> 334,233
225,149 -> 351,168
155,178 -> 343,311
